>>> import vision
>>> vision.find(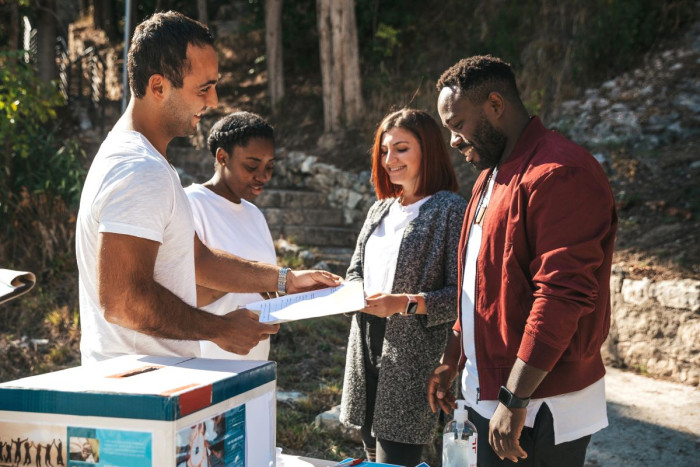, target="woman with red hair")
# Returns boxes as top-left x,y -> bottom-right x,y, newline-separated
340,109 -> 467,465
